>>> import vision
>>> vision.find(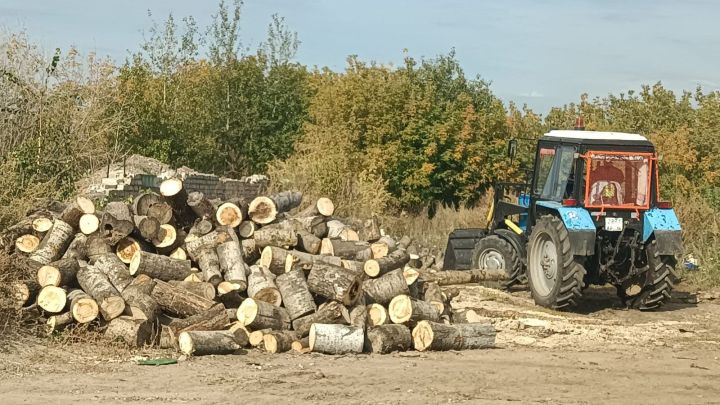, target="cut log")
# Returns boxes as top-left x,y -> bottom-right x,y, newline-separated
146,202 -> 173,225
349,304 -> 368,331
84,234 -> 112,262
37,257 -> 80,287
360,216 -> 381,242
29,219 -> 74,265
121,282 -> 159,322
367,324 -> 412,354
275,269 -> 316,320
169,247 -> 187,260
297,197 -> 334,218
188,218 -> 214,238
423,282 -> 446,314
237,221 -> 255,238
263,330 -> 297,353
291,300 -> 347,338
106,316 -> 153,347
309,324 -> 364,354
363,249 -> 410,278
296,230 -> 321,255
240,238 -> 260,263
178,330 -> 244,356
197,248 -> 222,286
77,264 -> 125,320
216,283 -> 244,308
167,304 -> 229,335
184,272 -> 202,282
15,234 -> 40,253
404,267 -> 420,285
129,251 -> 192,281
363,268 -> 409,305
405,267 -> 423,298
247,265 -> 282,306
340,259 -> 366,276
307,262 -> 362,306
159,177 -> 194,227
167,281 -> 216,300
217,241 -> 248,291
259,246 -> 292,275
320,239 -> 372,261
418,269 -> 508,285
60,196 -> 95,230
253,226 -> 297,250
32,217 -> 54,233
47,312 -> 75,334
215,202 -> 243,228
248,191 -> 302,225
291,216 -> 328,238
133,215 -> 160,242
184,229 -> 233,260
388,295 -> 440,325
452,309 -> 484,324
66,289 -> 99,323
396,236 -> 413,250
291,337 -> 311,353
248,329 -> 272,347
116,237 -> 145,264
237,298 -> 290,330
367,303 -> 388,326
370,242 -> 389,259
37,285 -> 67,313
10,281 -> 41,309
283,250 -> 342,273
159,325 -> 177,349
132,191 -> 161,216
186,191 -> 215,220
153,224 -> 177,249
62,233 -> 87,260
226,308 -> 238,322
412,321 -> 496,351
151,279 -> 216,317
100,202 -> 135,245
79,214 -> 100,235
